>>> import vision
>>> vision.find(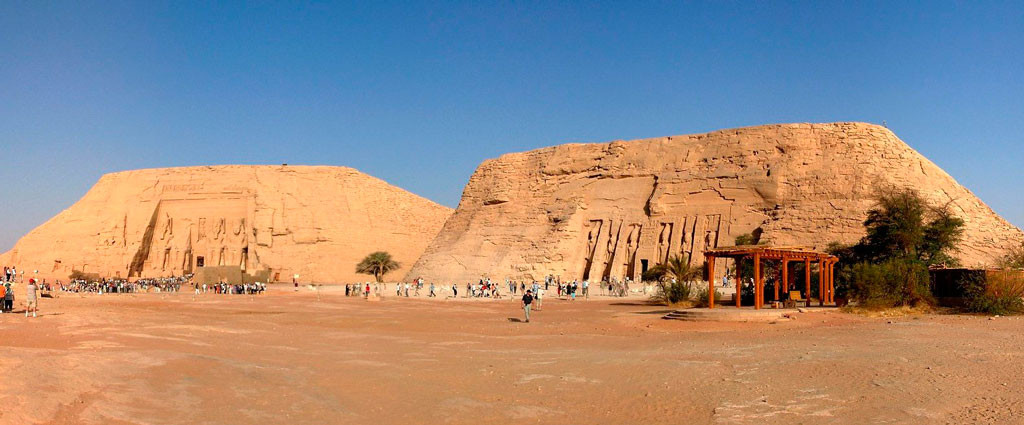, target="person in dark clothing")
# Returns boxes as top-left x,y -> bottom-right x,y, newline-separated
521,290 -> 534,323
